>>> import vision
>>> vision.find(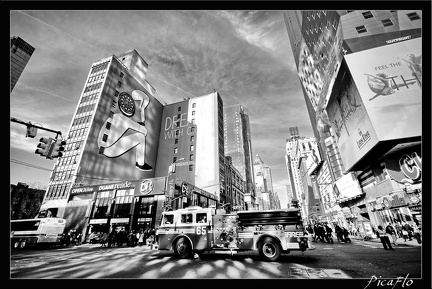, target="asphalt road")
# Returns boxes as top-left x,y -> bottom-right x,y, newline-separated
10,237 -> 422,283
